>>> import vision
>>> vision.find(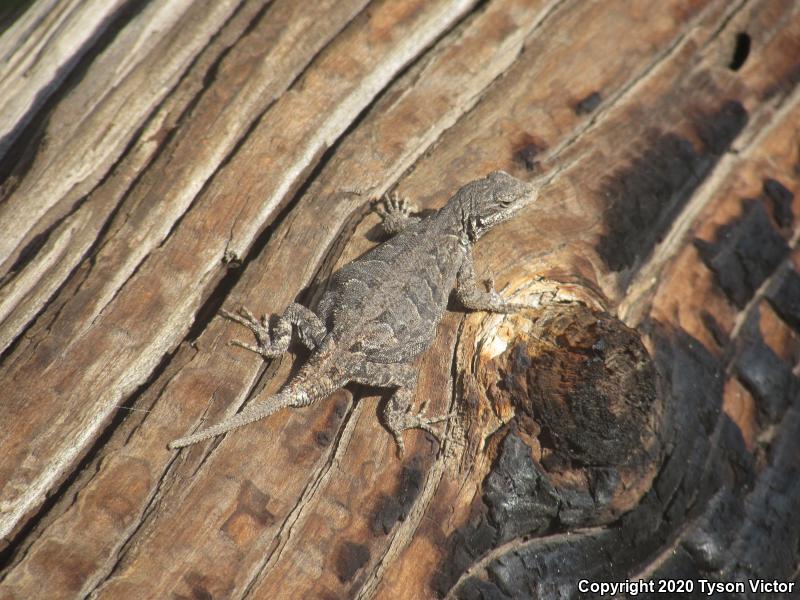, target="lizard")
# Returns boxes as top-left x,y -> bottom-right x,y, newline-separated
169,170 -> 535,456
